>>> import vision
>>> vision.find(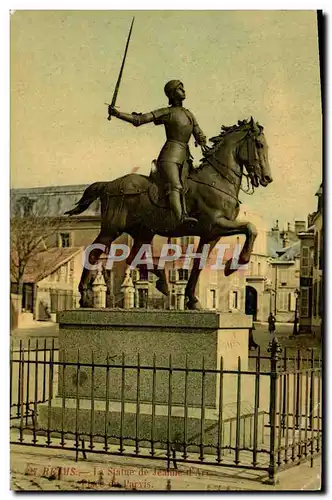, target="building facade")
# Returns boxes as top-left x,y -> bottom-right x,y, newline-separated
297,184 -> 323,336
11,184 -> 312,324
